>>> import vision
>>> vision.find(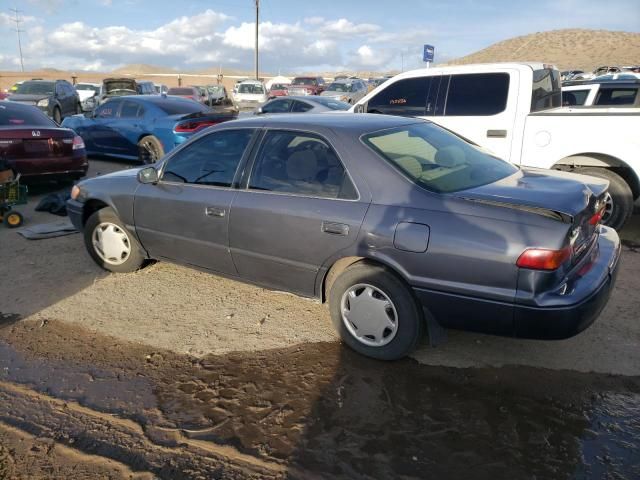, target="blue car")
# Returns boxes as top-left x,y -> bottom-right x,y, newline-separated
62,95 -> 237,163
